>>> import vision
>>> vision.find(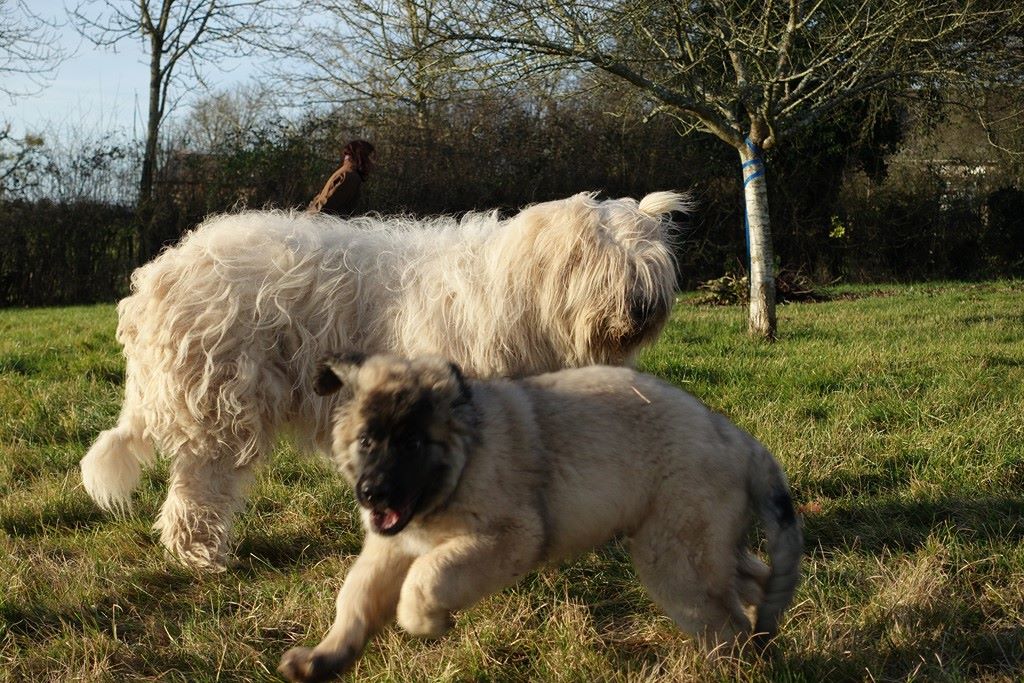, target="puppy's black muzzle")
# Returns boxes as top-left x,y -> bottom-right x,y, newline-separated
356,472 -> 394,509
